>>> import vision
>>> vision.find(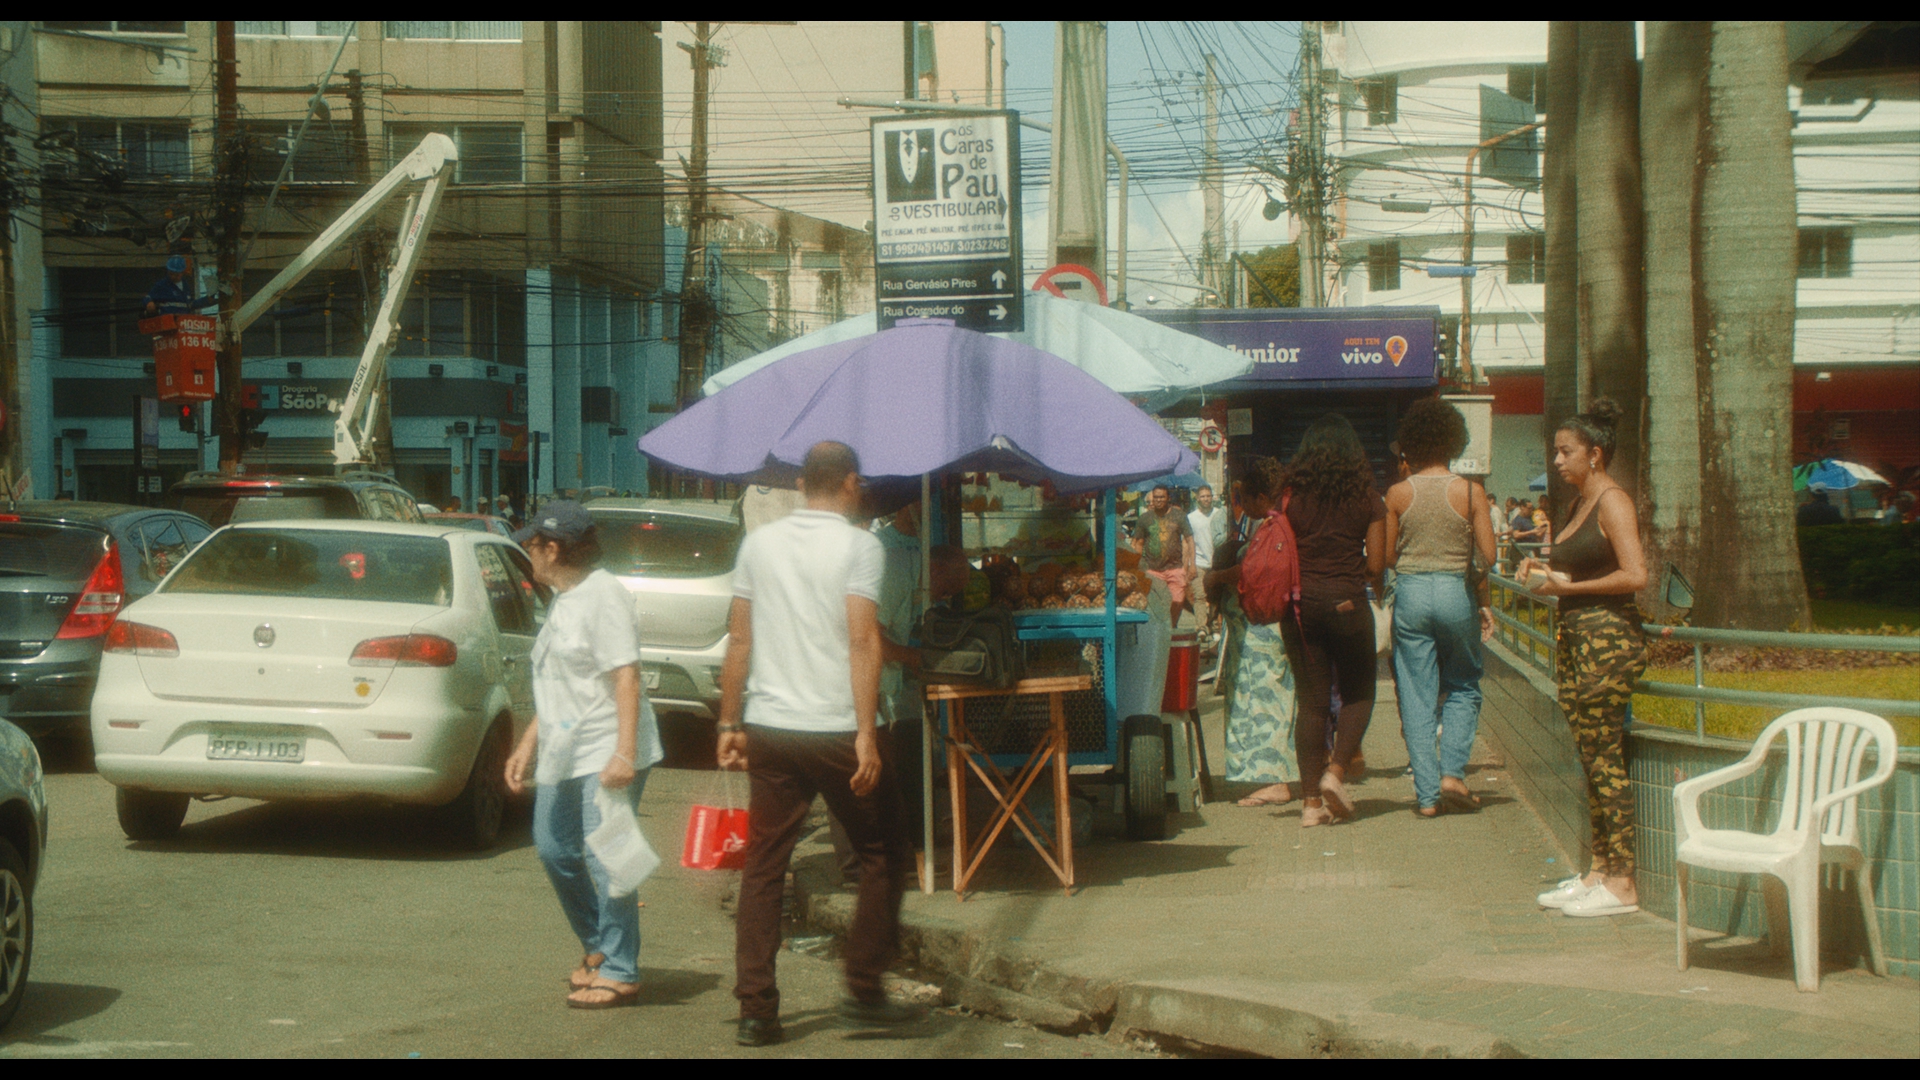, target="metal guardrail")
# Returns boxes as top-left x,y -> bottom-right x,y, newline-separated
1487,573 -> 1920,737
